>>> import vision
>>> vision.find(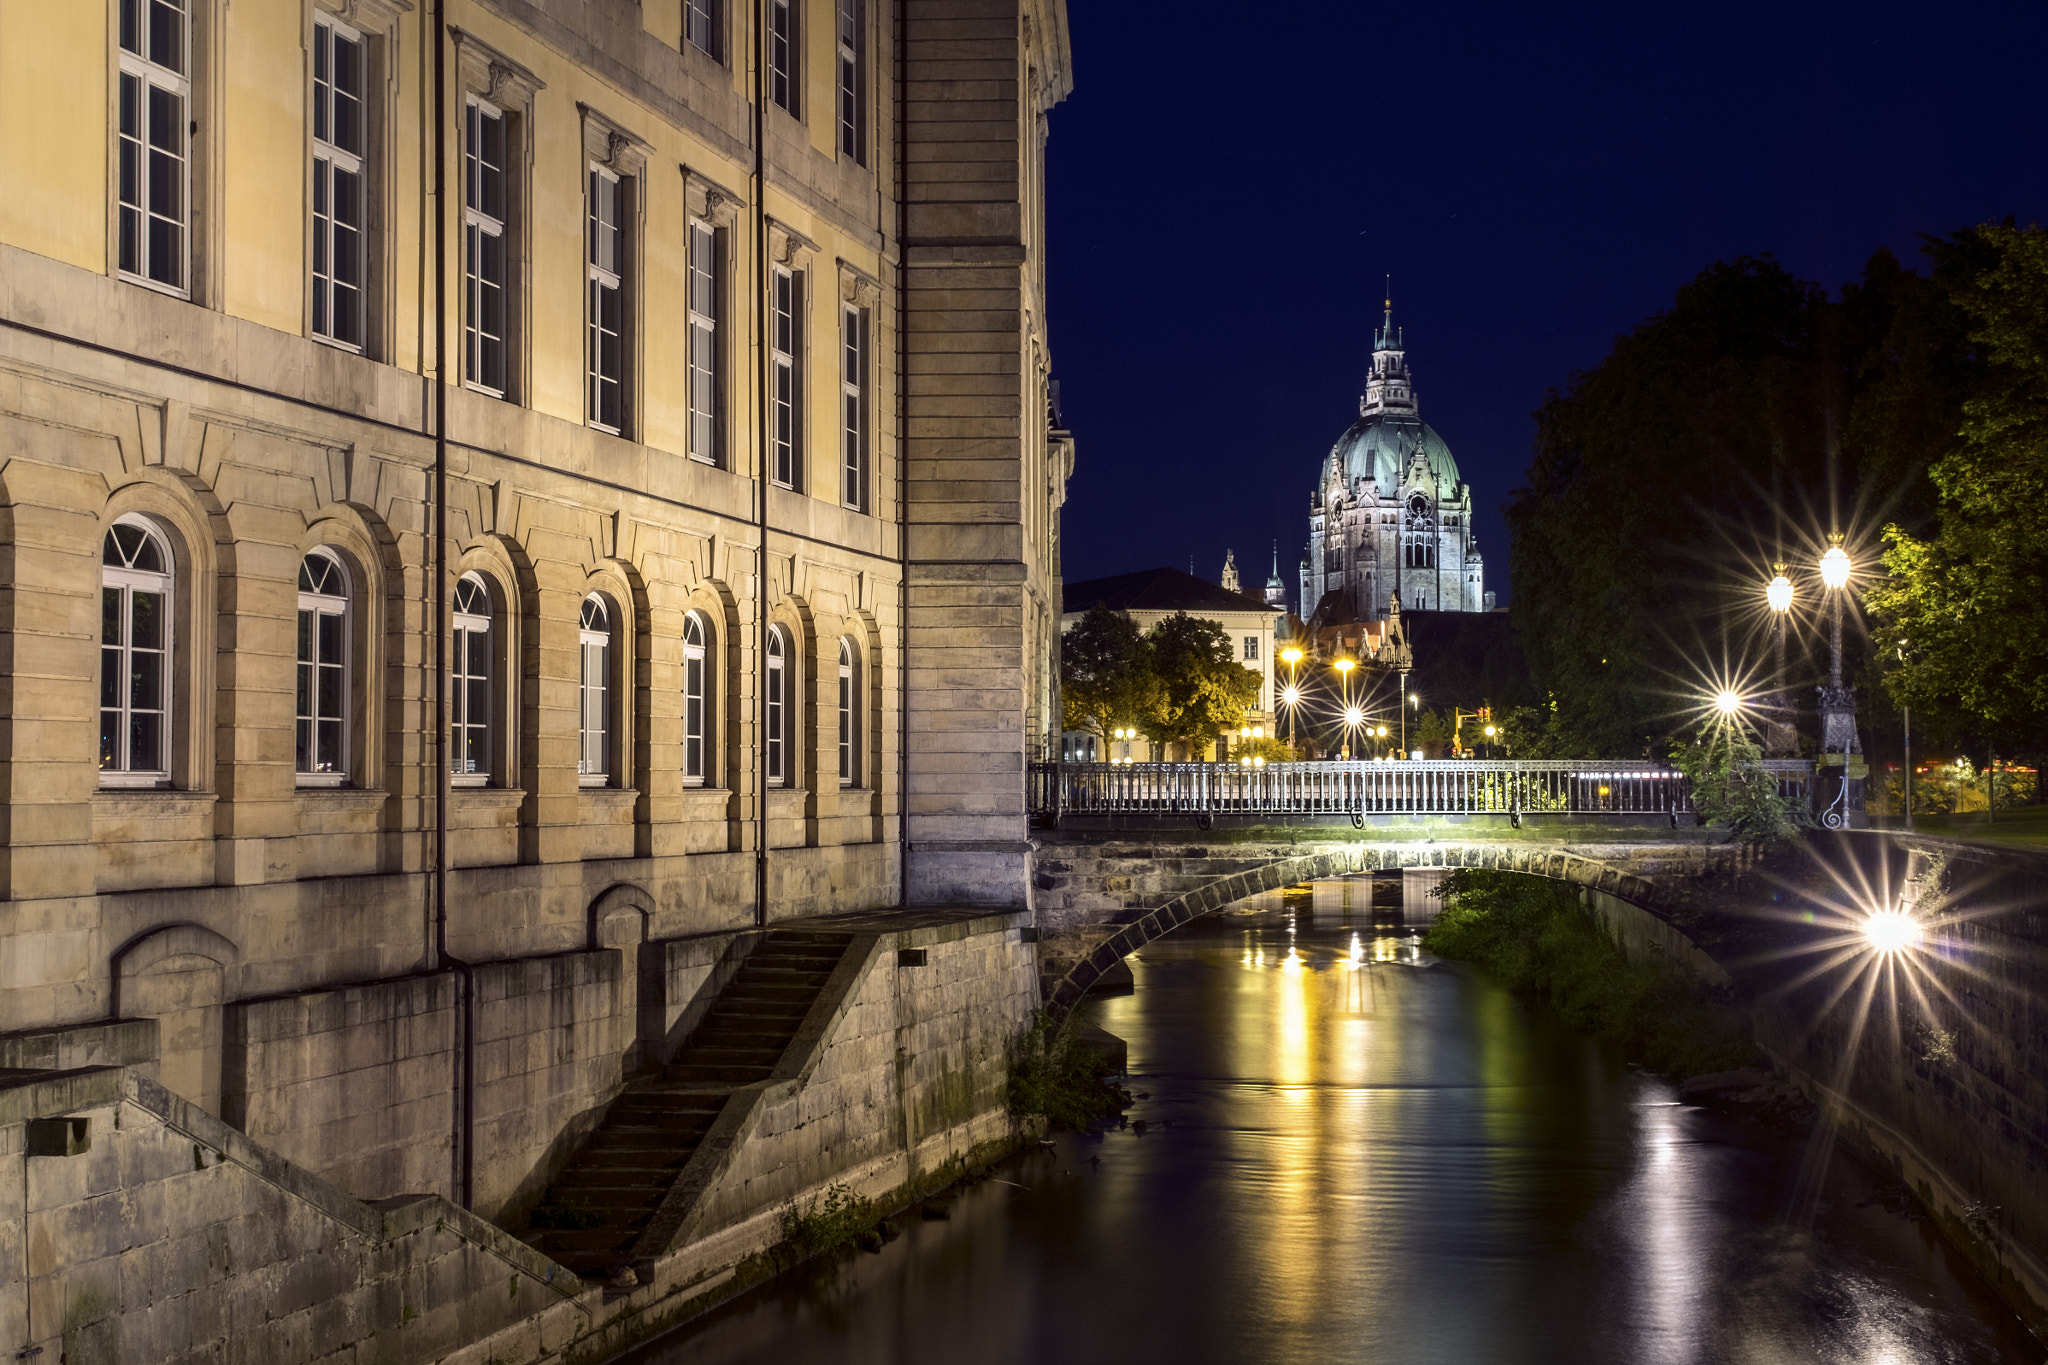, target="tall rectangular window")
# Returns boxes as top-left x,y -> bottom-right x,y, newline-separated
841,304 -> 867,511
118,0 -> 190,293
587,168 -> 625,433
765,629 -> 787,785
312,18 -> 366,349
687,221 -> 721,466
836,0 -> 864,164
768,0 -> 797,115
686,0 -> 722,62
463,98 -> 508,396
771,266 -> 799,488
